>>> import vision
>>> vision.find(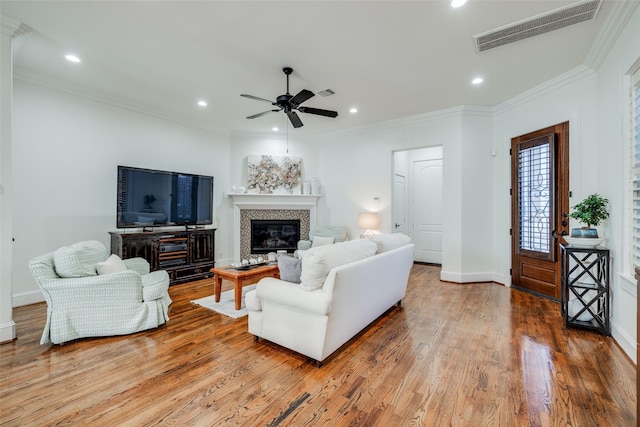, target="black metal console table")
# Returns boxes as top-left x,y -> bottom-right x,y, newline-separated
560,244 -> 610,336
